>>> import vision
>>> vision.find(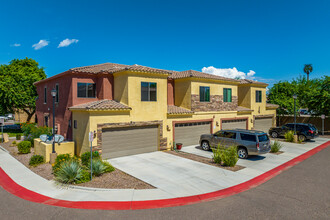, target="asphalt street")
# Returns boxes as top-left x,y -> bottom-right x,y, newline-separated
0,146 -> 329,220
